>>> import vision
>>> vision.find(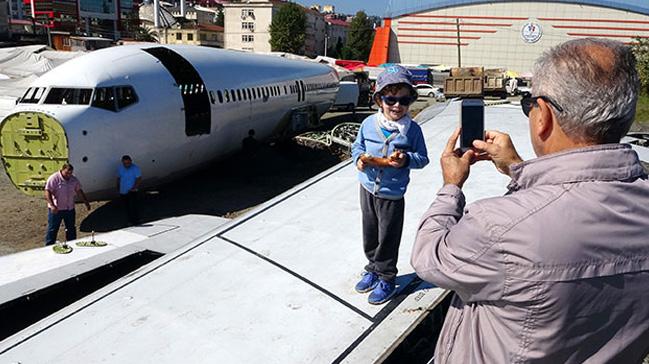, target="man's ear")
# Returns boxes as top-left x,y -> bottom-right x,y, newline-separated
535,98 -> 554,141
